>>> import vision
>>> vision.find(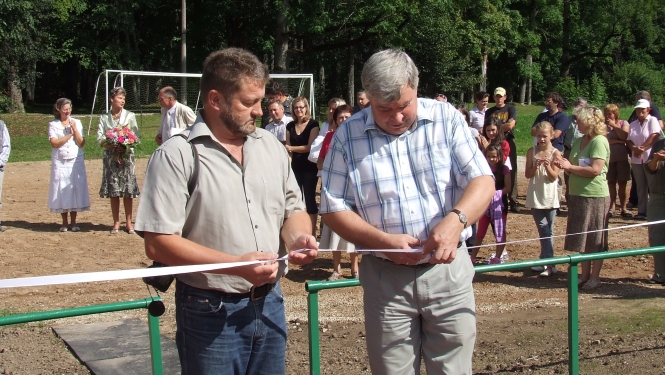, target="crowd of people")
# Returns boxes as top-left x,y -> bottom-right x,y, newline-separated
0,46 -> 664,375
